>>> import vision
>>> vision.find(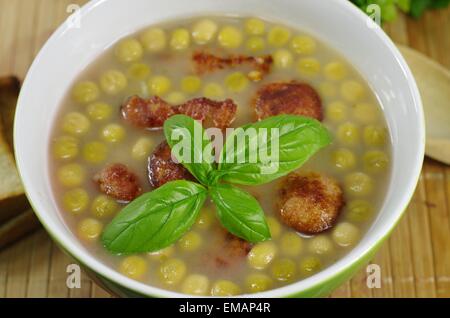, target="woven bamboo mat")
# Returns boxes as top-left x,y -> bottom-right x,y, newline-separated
0,0 -> 449,298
